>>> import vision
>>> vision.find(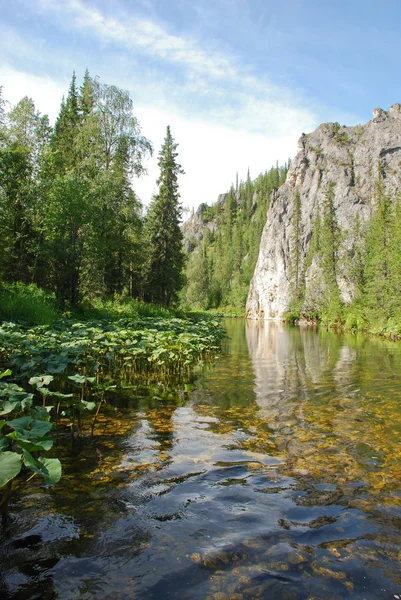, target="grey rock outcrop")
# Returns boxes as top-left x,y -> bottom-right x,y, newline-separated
246,104 -> 401,319
182,204 -> 214,253
182,194 -> 229,252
